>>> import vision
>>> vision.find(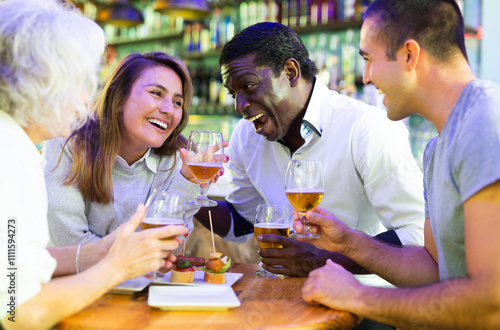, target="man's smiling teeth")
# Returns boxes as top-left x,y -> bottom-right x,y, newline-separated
247,113 -> 264,122
147,118 -> 168,129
